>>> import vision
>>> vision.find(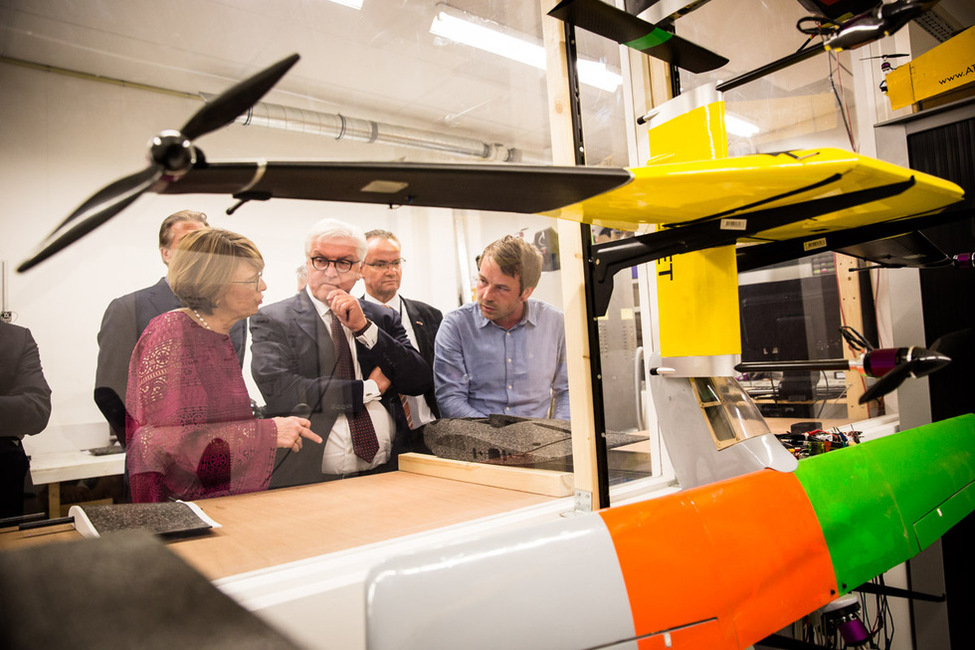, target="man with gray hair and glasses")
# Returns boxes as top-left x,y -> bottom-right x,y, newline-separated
250,218 -> 431,487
